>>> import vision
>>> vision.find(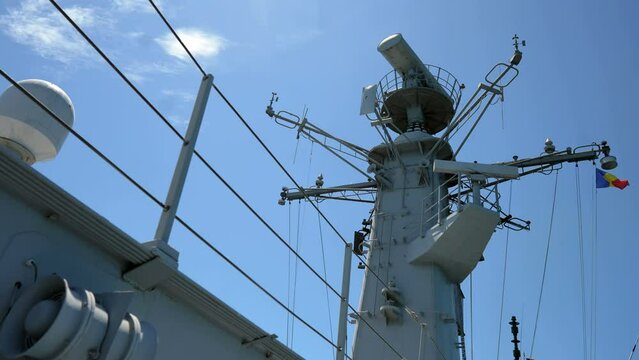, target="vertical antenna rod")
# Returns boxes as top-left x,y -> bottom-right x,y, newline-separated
336,243 -> 353,360
510,316 -> 521,360
152,74 -> 214,256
